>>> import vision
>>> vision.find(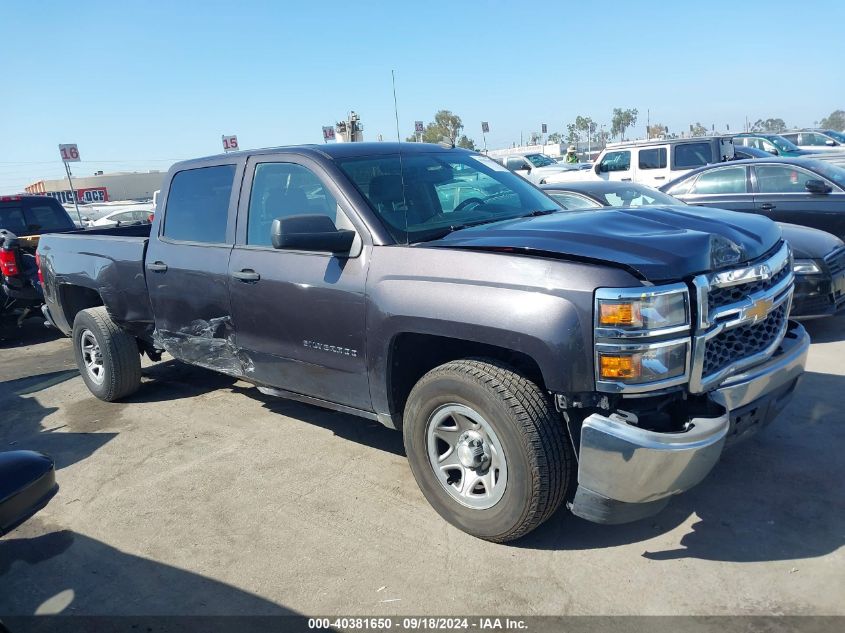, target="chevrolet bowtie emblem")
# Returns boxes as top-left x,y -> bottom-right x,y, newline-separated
746,297 -> 774,321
